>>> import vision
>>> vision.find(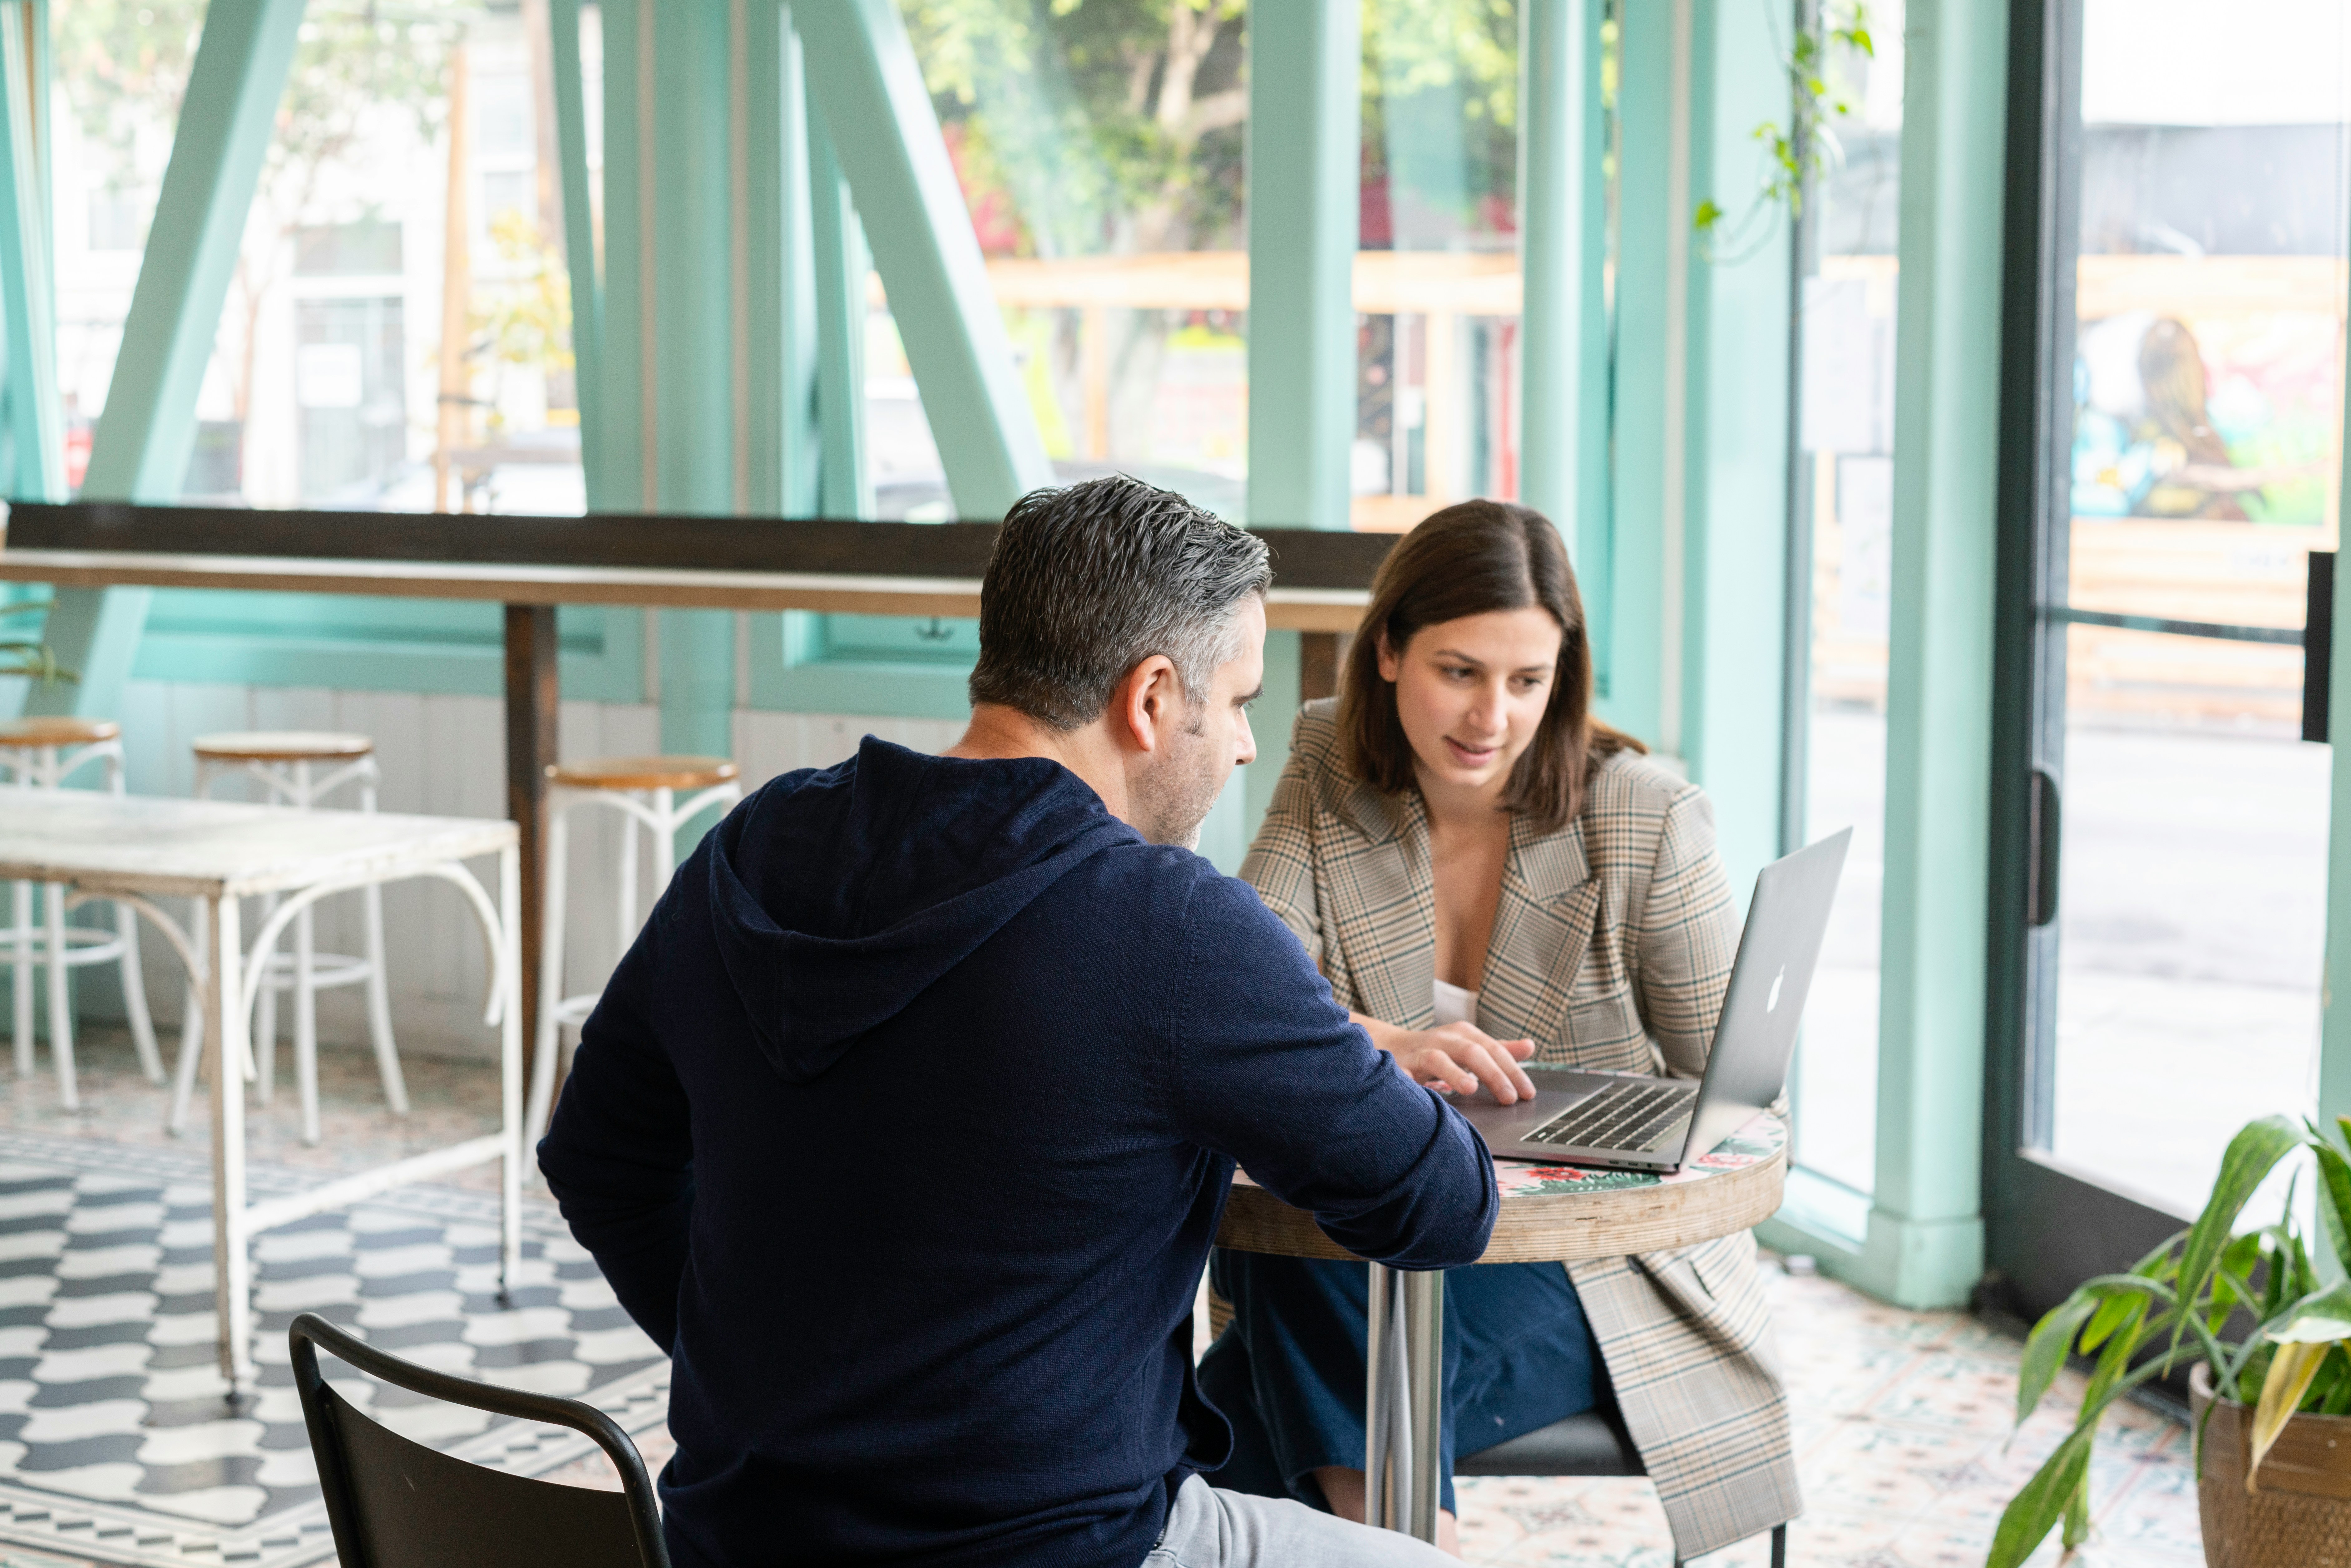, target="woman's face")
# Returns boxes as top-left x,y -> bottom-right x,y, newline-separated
1377,607 -> 1564,801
